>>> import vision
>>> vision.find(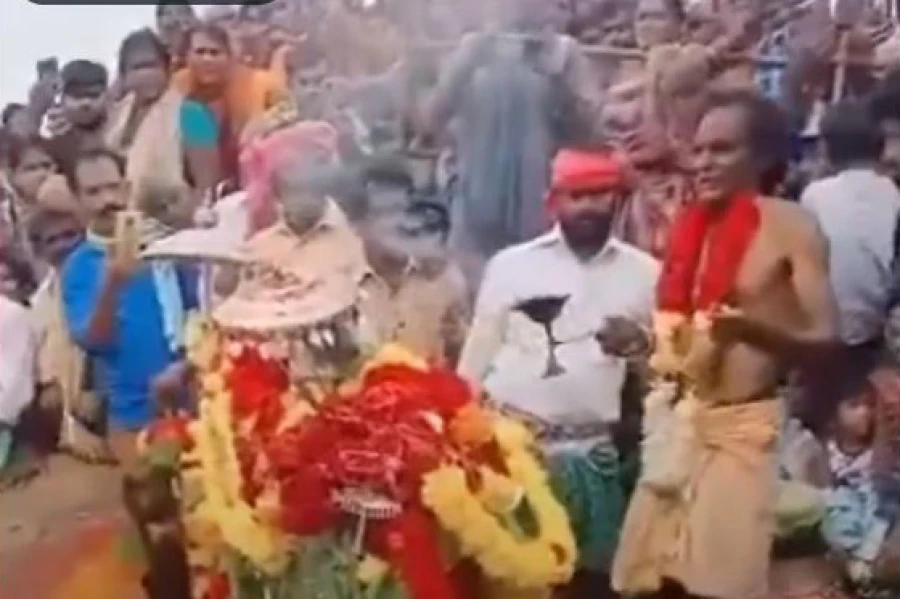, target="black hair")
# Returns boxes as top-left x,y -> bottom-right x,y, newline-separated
1,103 -> 25,127
60,60 -> 108,96
275,161 -> 371,222
637,0 -> 686,22
325,166 -> 370,223
7,135 -> 59,172
869,68 -> 900,126
184,23 -> 232,56
155,1 -> 196,20
0,127 -> 13,164
837,366 -> 875,405
703,89 -> 791,191
66,148 -> 126,193
118,28 -> 171,77
286,34 -> 327,73
821,100 -> 884,168
0,246 -> 37,300
362,154 -> 414,190
663,0 -> 686,22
